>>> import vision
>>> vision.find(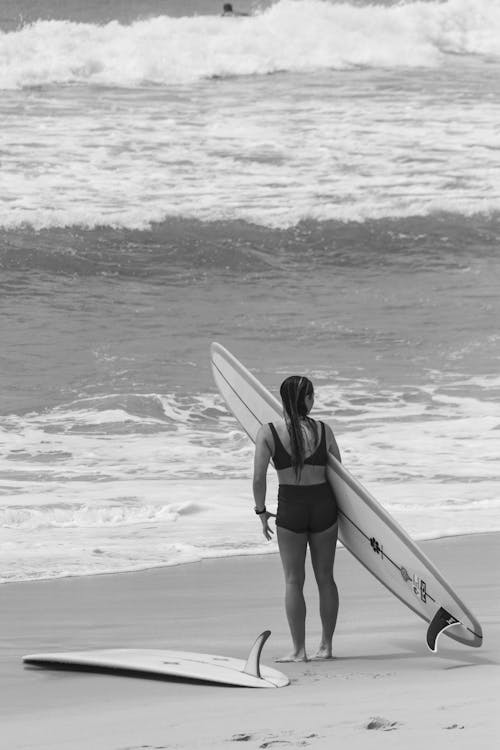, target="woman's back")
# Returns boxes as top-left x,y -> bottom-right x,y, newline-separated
267,418 -> 328,486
